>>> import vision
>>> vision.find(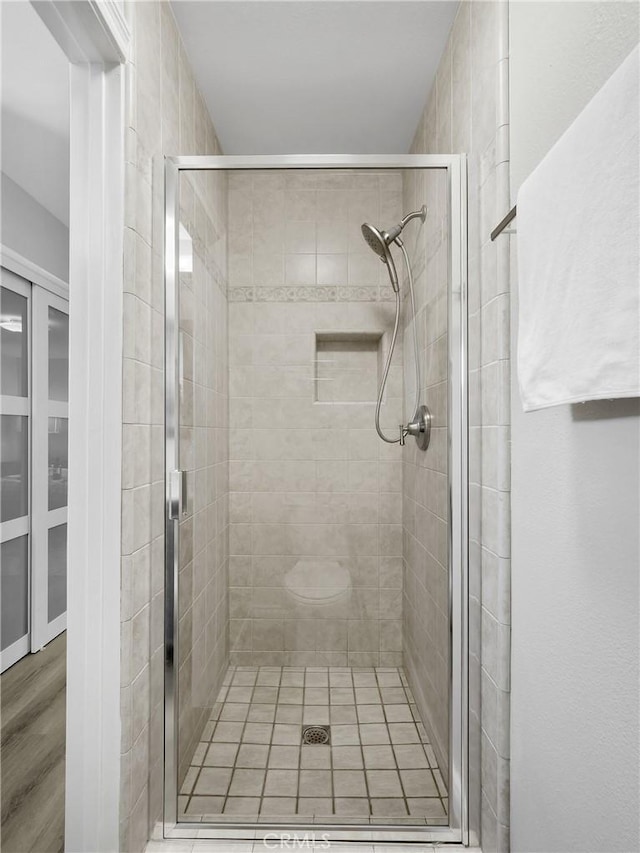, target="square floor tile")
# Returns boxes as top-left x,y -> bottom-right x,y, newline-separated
379,687 -> 407,704
303,705 -> 329,725
212,721 -> 244,742
357,704 -> 385,724
261,797 -> 297,815
257,670 -> 281,686
304,687 -> 329,705
247,703 -> 276,723
272,724 -> 300,745
355,687 -> 380,704
275,705 -> 302,724
332,746 -> 363,769
194,767 -> 232,796
334,770 -> 367,798
330,687 -> 355,705
371,798 -> 408,816
281,672 -> 304,687
268,745 -> 300,768
331,725 -> 360,746
186,796 -> 224,814
223,796 -> 260,814
329,671 -> 353,687
180,767 -> 198,795
433,768 -> 448,797
393,744 -> 429,769
400,769 -> 438,797
220,703 -> 250,722
359,724 -> 390,745
298,769 -> 331,797
334,797 -> 370,816
330,705 -> 357,725
253,686 -> 279,704
384,704 -> 413,723
264,769 -> 298,797
376,671 -> 402,687
279,687 -> 303,704
297,797 -> 332,815
190,743 -> 207,765
204,743 -> 238,767
300,745 -> 331,769
425,745 -> 438,767
366,769 -> 403,798
388,722 -> 420,744
226,686 -> 254,703
362,745 -> 395,769
228,768 -> 265,797
352,671 -> 377,687
407,797 -> 446,817
236,743 -> 269,768
232,671 -> 258,686
242,723 -> 273,744
304,672 -> 328,687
